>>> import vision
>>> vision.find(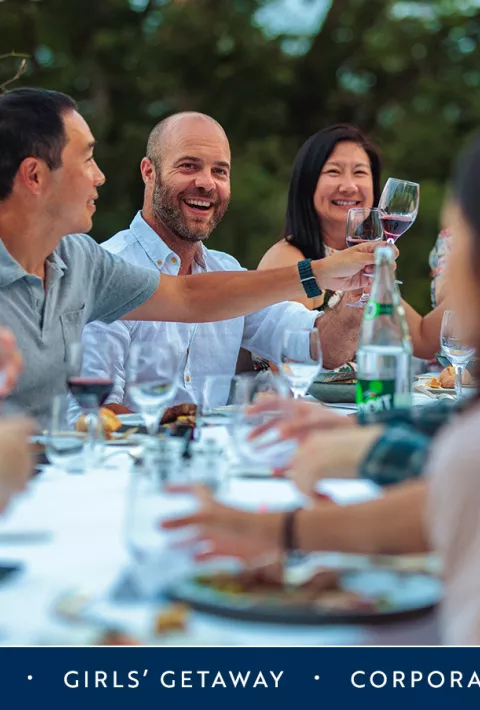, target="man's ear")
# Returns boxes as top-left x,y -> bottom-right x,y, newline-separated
140,157 -> 156,187
16,157 -> 50,195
